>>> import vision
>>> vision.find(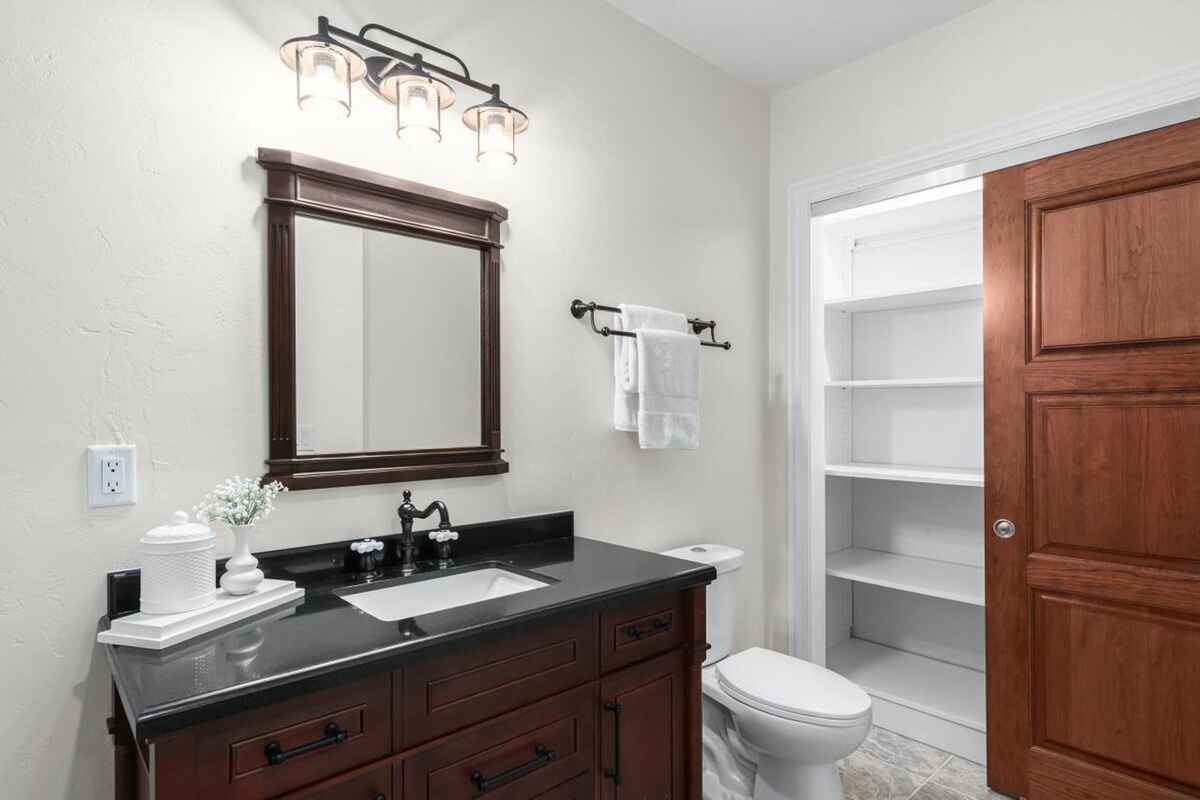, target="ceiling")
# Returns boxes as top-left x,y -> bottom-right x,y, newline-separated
606,0 -> 991,90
